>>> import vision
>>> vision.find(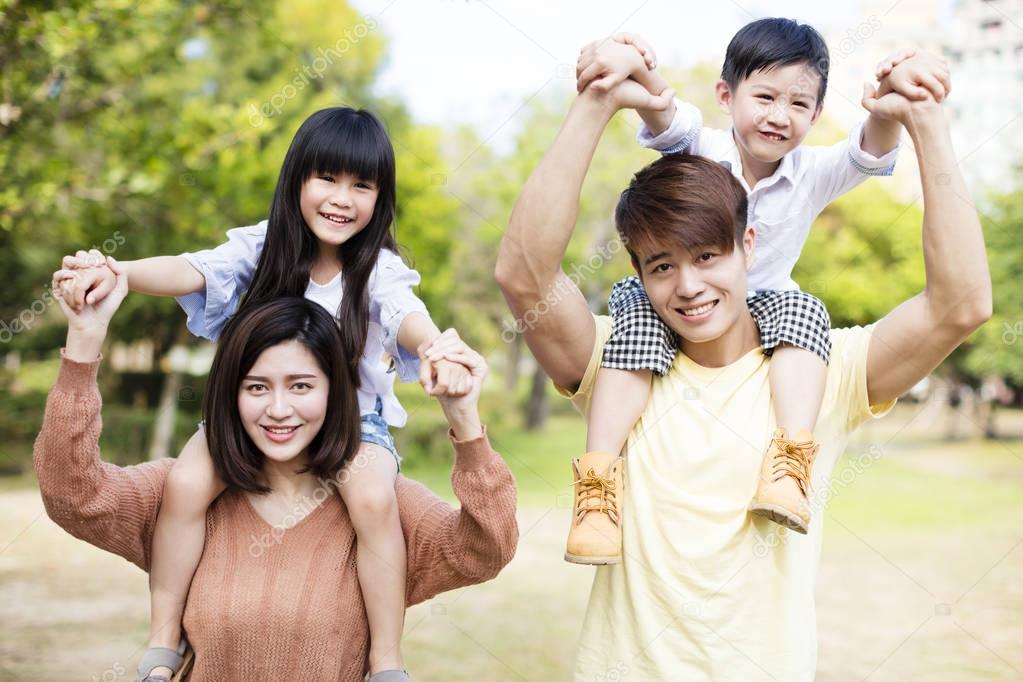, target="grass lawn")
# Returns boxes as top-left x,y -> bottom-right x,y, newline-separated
2,404 -> 1022,680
